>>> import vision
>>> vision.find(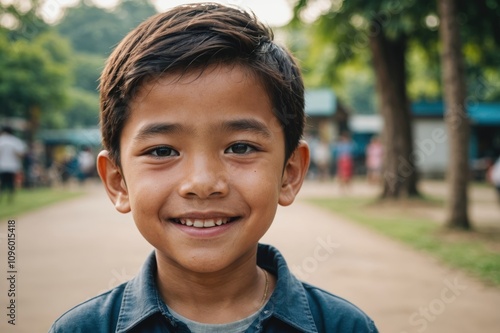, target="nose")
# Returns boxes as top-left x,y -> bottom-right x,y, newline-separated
177,154 -> 229,199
